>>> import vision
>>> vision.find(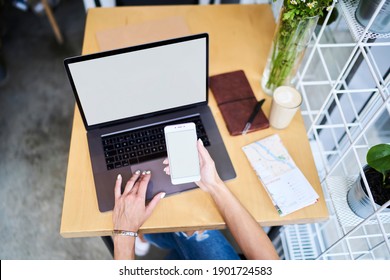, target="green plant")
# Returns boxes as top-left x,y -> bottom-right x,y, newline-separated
264,0 -> 335,92
366,143 -> 390,188
282,0 -> 334,21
